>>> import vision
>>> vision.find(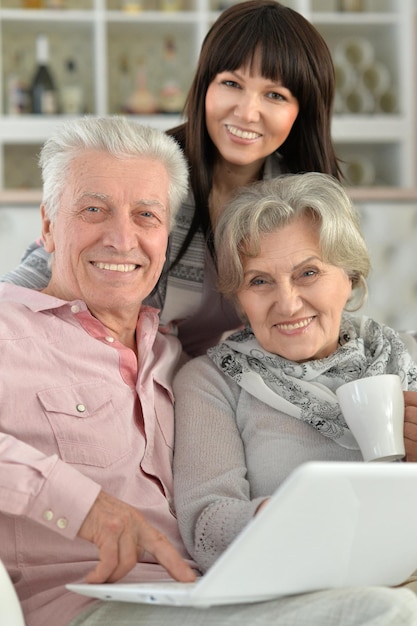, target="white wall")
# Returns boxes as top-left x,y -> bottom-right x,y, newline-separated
0,206 -> 41,275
